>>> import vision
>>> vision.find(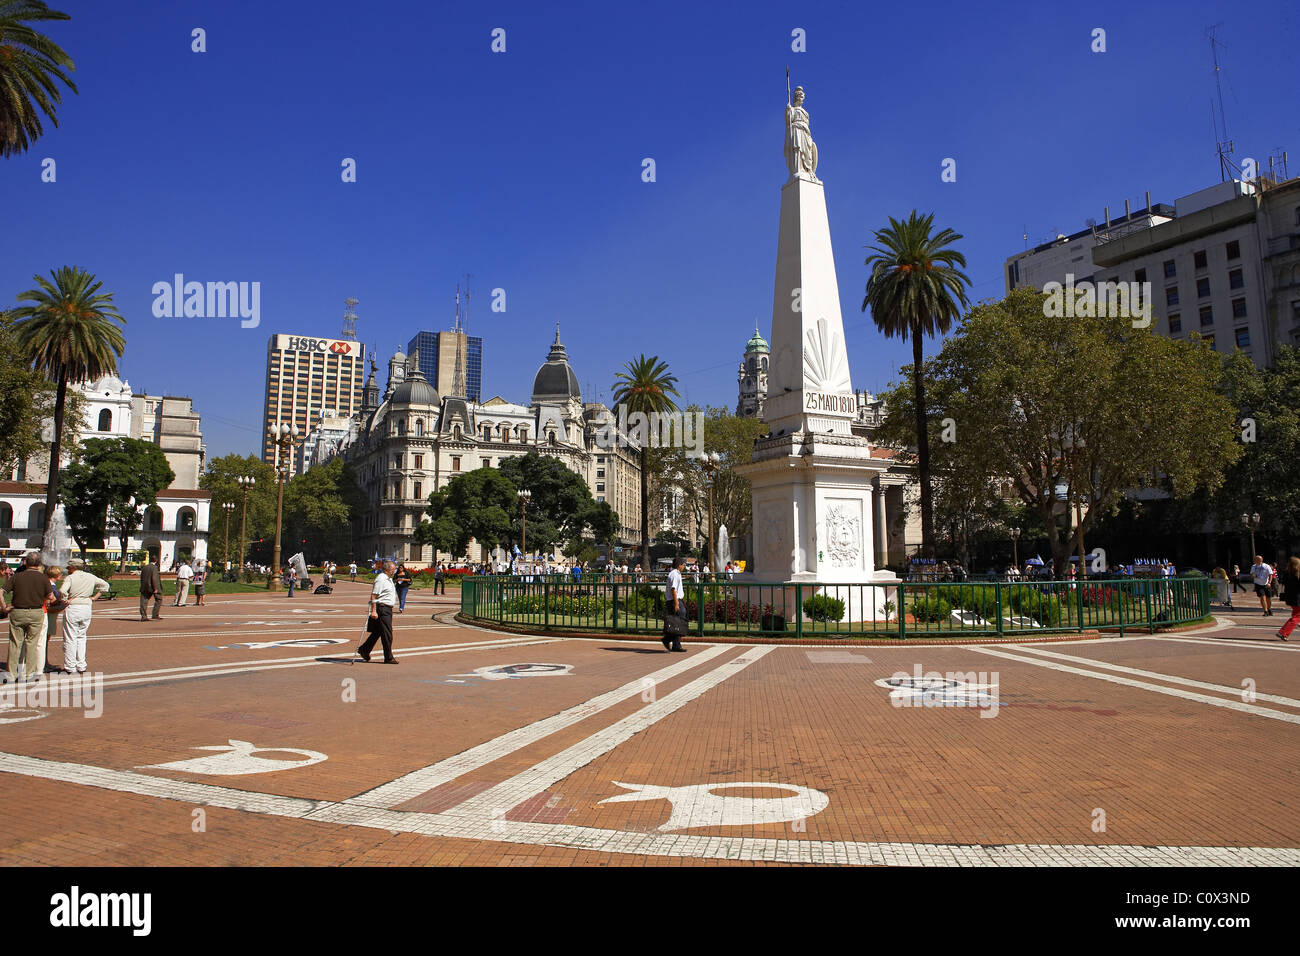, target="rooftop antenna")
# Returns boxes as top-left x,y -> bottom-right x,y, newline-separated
1207,24 -> 1235,183
342,297 -> 359,341
1022,224 -> 1028,248
463,273 -> 471,334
